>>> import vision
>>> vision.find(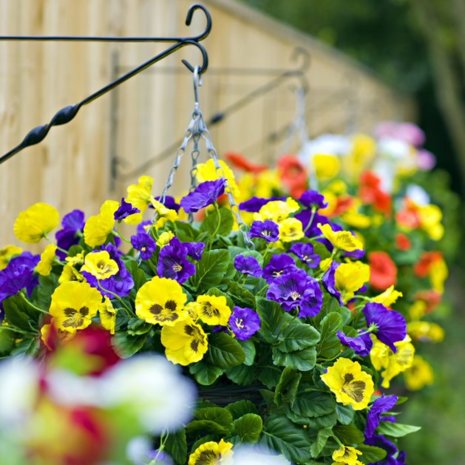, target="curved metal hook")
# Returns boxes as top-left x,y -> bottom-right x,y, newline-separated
185,3 -> 212,42
181,39 -> 209,75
